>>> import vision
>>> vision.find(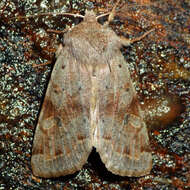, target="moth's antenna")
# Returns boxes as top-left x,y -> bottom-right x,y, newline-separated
11,12 -> 84,20
96,13 -> 109,20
